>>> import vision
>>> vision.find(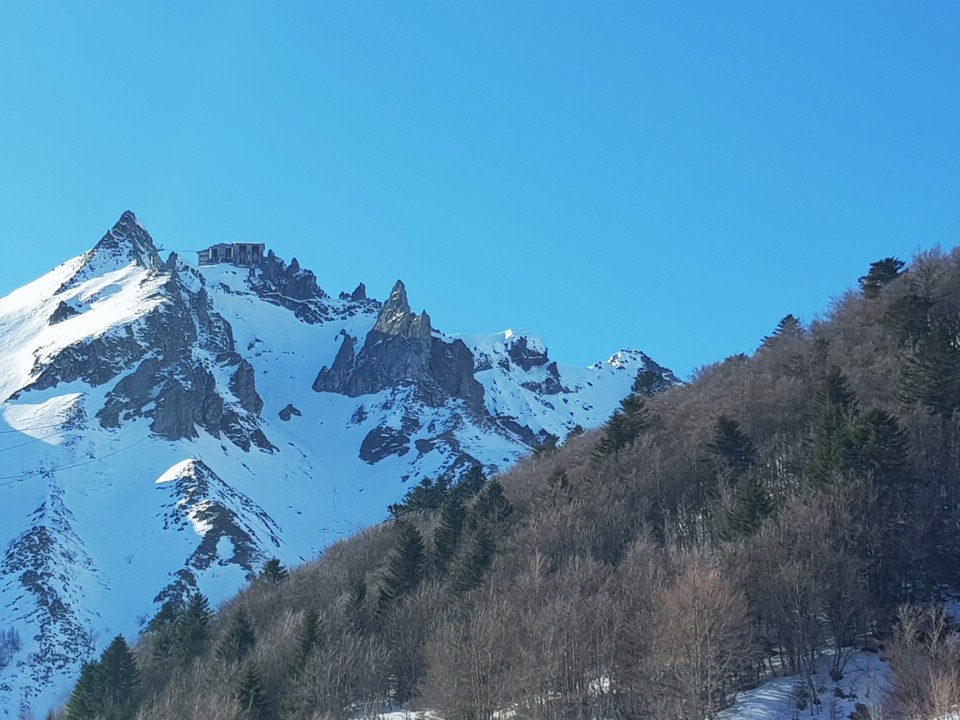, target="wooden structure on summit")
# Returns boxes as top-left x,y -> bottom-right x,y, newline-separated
197,243 -> 265,267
